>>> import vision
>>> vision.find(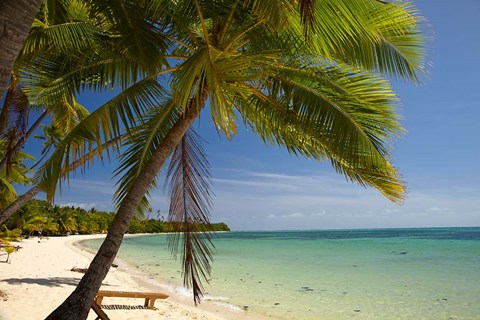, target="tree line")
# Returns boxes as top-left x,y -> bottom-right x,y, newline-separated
1,199 -> 229,238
